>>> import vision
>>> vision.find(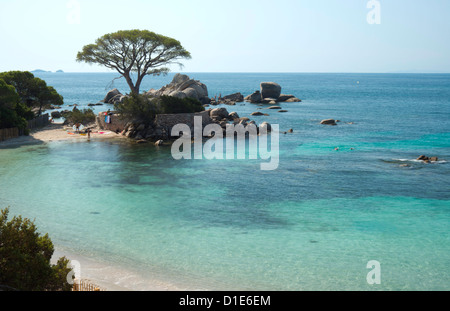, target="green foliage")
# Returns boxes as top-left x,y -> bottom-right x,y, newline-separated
61,107 -> 96,125
157,95 -> 205,114
114,94 -> 205,124
0,79 -> 33,130
0,71 -> 63,113
114,93 -> 158,125
76,29 -> 191,94
0,208 -> 74,291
